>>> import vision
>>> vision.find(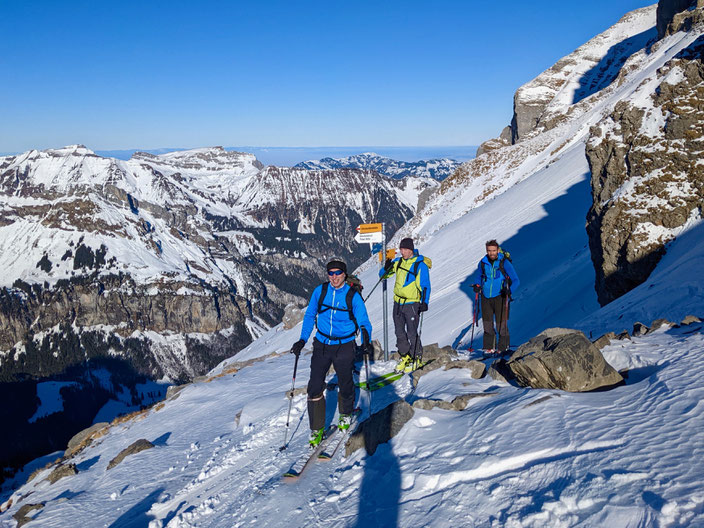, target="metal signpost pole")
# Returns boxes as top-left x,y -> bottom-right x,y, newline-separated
382,223 -> 389,361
